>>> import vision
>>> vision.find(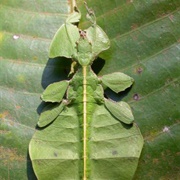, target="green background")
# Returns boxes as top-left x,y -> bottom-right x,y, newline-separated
0,0 -> 179,179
